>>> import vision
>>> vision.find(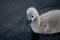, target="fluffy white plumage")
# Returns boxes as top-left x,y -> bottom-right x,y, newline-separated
26,7 -> 60,34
